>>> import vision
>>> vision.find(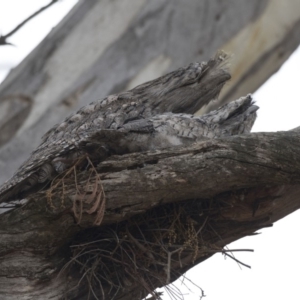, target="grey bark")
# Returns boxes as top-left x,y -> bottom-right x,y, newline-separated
1,1 -> 300,299
1,0 -> 300,184
0,56 -> 299,300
